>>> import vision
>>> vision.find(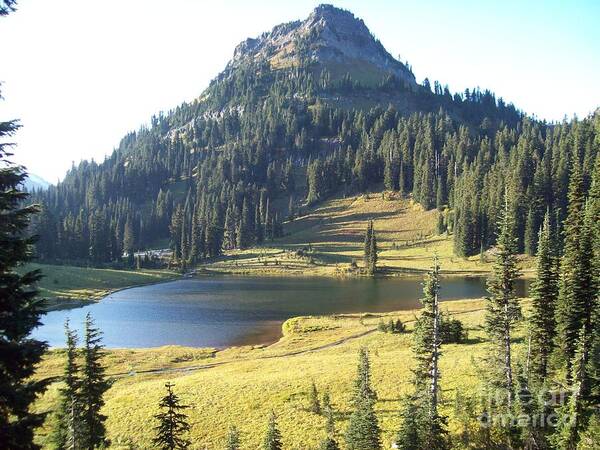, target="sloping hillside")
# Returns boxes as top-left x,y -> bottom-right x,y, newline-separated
201,191 -> 535,276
